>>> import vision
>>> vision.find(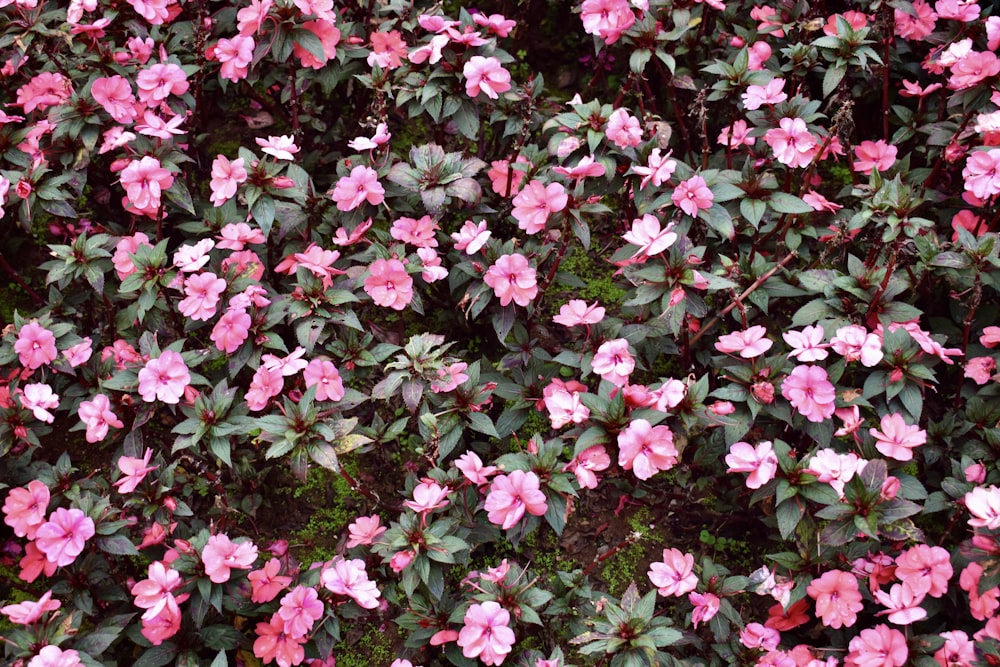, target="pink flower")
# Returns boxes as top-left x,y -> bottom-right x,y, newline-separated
982,326 -> 1000,348
961,561 -> 1000,620
484,470 -> 548,529
617,419 -> 678,480
346,515 -> 387,548
765,117 -> 818,168
254,613 -> 307,667
751,5 -> 785,36
36,507 -> 96,567
120,156 -> 174,212
431,362 -> 468,393
718,120 -> 755,148
648,548 -> 698,597
19,383 -> 59,423
844,625 -> 908,667
455,452 -> 498,486
91,75 -> 138,123
805,448 -> 862,497
580,0 -> 635,44
948,50 -> 1000,90
807,570 -> 863,629
26,646 -> 83,667
484,254 -> 538,307
368,29 -> 408,69
869,413 -> 926,462
689,591 -> 721,627
1,590 -> 61,625
278,586 -> 324,639
214,34 -> 255,81
209,156 -> 248,207
488,156 -> 532,196
511,180 -> 567,234
303,359 -> 345,401
831,325 -> 883,366
740,623 -> 780,650
389,550 -> 415,573
261,347 -> 310,378
565,445 -> 610,489
178,272 -> 227,321
211,308 -> 252,354
452,220 -> 491,254
202,533 -> 258,583
873,582 -> 927,624
725,441 -> 779,489
256,135 -> 300,161
16,72 -> 73,114
781,364 -> 836,423
935,630 -> 976,666
364,258 -> 414,311
542,379 -> 590,429
630,148 -> 677,189
320,557 -> 380,609
473,12 -> 516,37
348,122 -> 391,151
173,239 -> 215,273
457,601 -> 516,666
331,165 -> 385,211
246,366 -> 284,411
783,325 -> 830,362
895,0 -> 936,39
606,108 -> 643,148
742,78 -> 787,110
553,300 -> 606,327
748,41 -> 772,69
623,214 -> 677,257
3,480 -> 50,539
803,190 -> 842,212
405,480 -> 451,513
391,215 -> 439,248
553,155 -> 606,181
136,62 -> 189,104
114,448 -> 158,494
966,356 -> 997,384
15,322 -> 58,370
715,325 -> 773,358
131,560 -> 184,619
963,149 -> 1000,200
138,350 -> 190,404
293,19 -> 340,69
965,485 -> 1000,530
592,338 -> 635,387
63,338 -> 93,367
249,558 -> 292,603
672,175 -> 714,217
463,56 -> 512,99
894,544 -> 951,599
853,140 -> 898,174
